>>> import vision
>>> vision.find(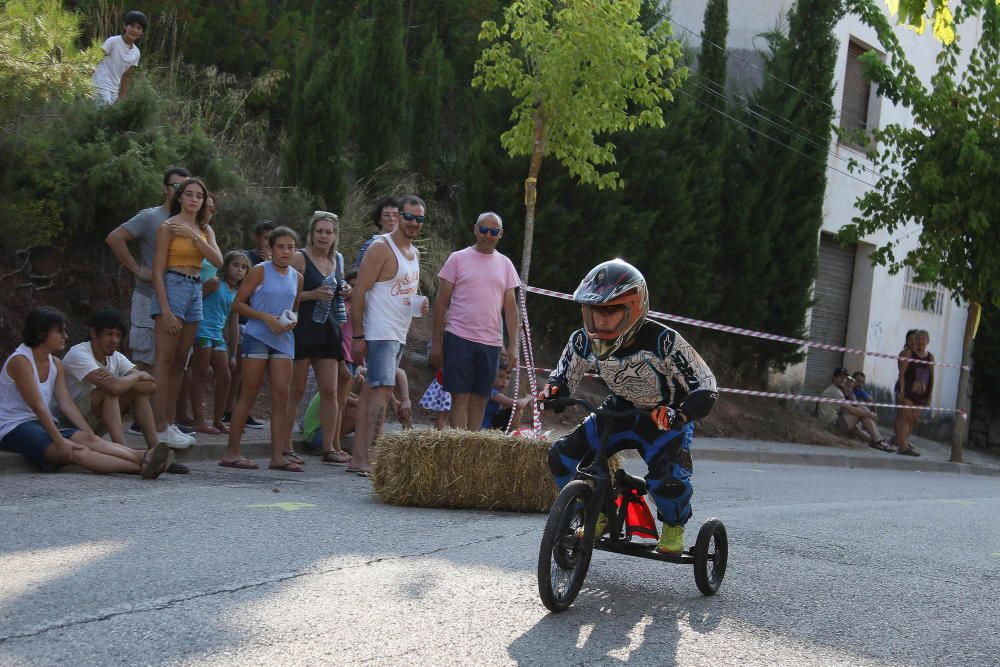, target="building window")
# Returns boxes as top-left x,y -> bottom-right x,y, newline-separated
839,39 -> 880,148
902,266 -> 945,315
